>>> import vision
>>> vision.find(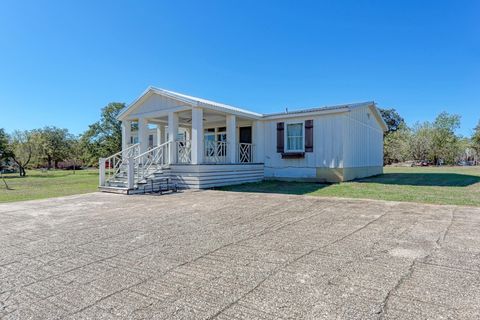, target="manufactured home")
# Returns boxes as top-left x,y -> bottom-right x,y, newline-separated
99,87 -> 387,193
